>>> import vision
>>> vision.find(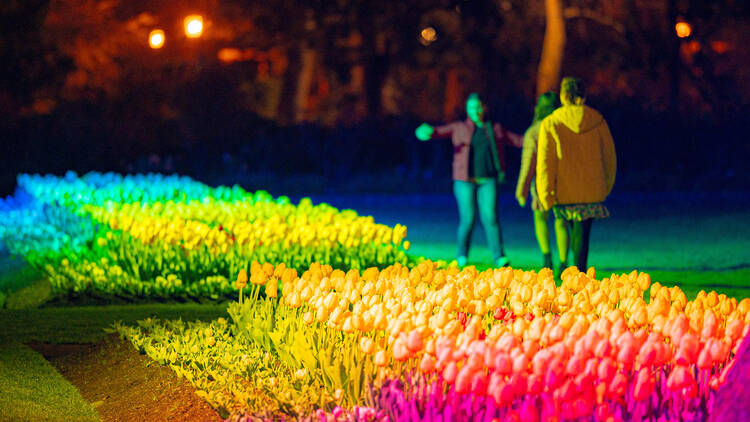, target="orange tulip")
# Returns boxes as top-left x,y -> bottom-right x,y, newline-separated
236,269 -> 248,289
